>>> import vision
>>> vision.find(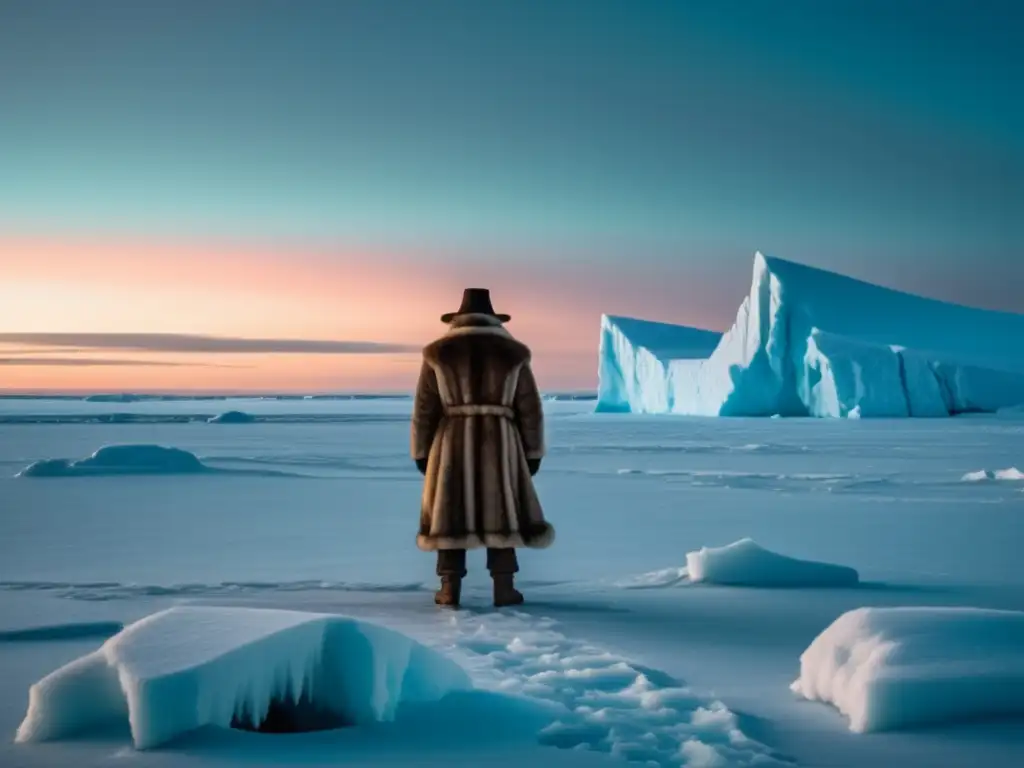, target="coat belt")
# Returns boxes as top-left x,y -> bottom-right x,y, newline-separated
444,404 -> 515,419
